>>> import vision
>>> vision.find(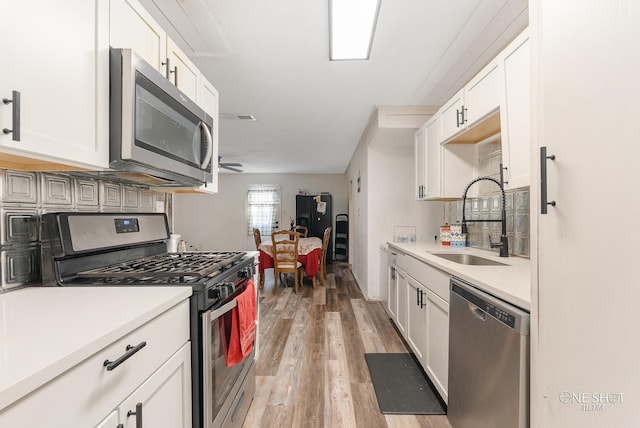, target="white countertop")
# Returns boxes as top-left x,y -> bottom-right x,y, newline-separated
387,241 -> 531,311
0,286 -> 192,412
